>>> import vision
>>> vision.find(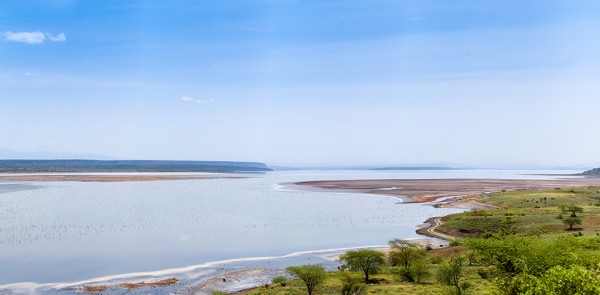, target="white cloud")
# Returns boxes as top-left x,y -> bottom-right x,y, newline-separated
3,31 -> 67,44
4,31 -> 46,44
47,32 -> 66,42
196,98 -> 216,104
182,96 -> 216,104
